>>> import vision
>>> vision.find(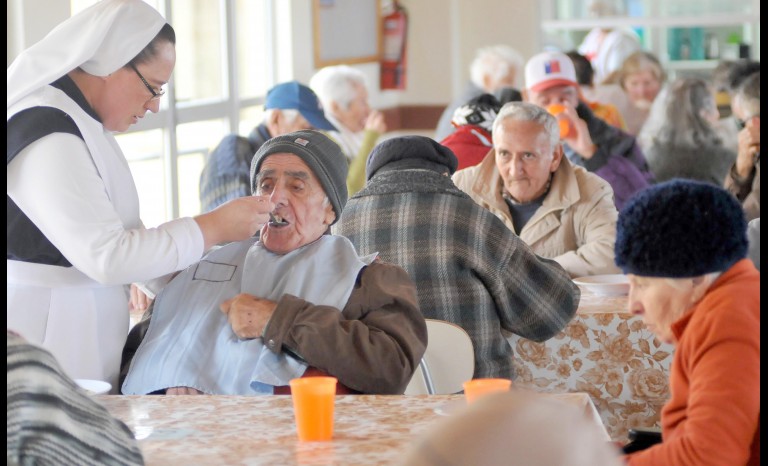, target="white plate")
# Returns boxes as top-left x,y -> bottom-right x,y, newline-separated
434,399 -> 467,416
75,379 -> 112,395
572,274 -> 630,296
